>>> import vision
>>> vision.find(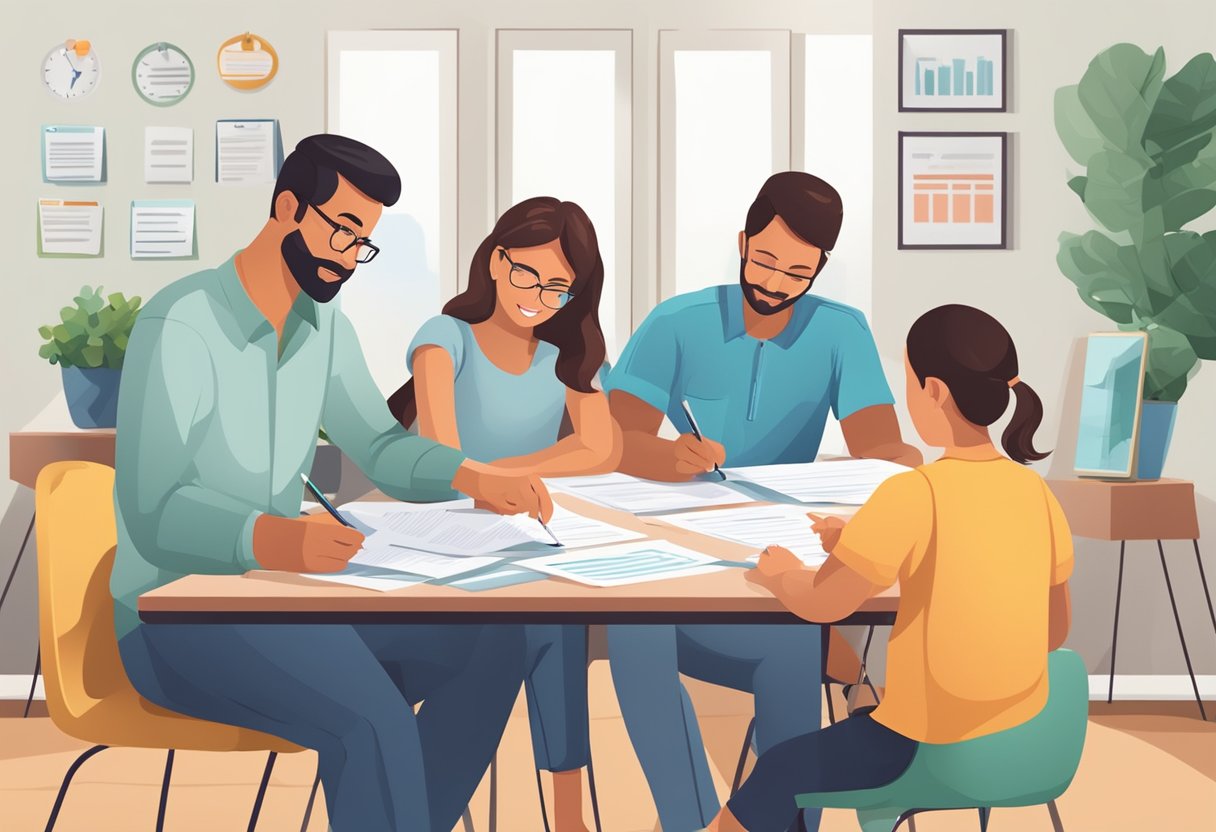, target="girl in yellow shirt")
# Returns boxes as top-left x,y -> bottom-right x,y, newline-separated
708,304 -> 1074,832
